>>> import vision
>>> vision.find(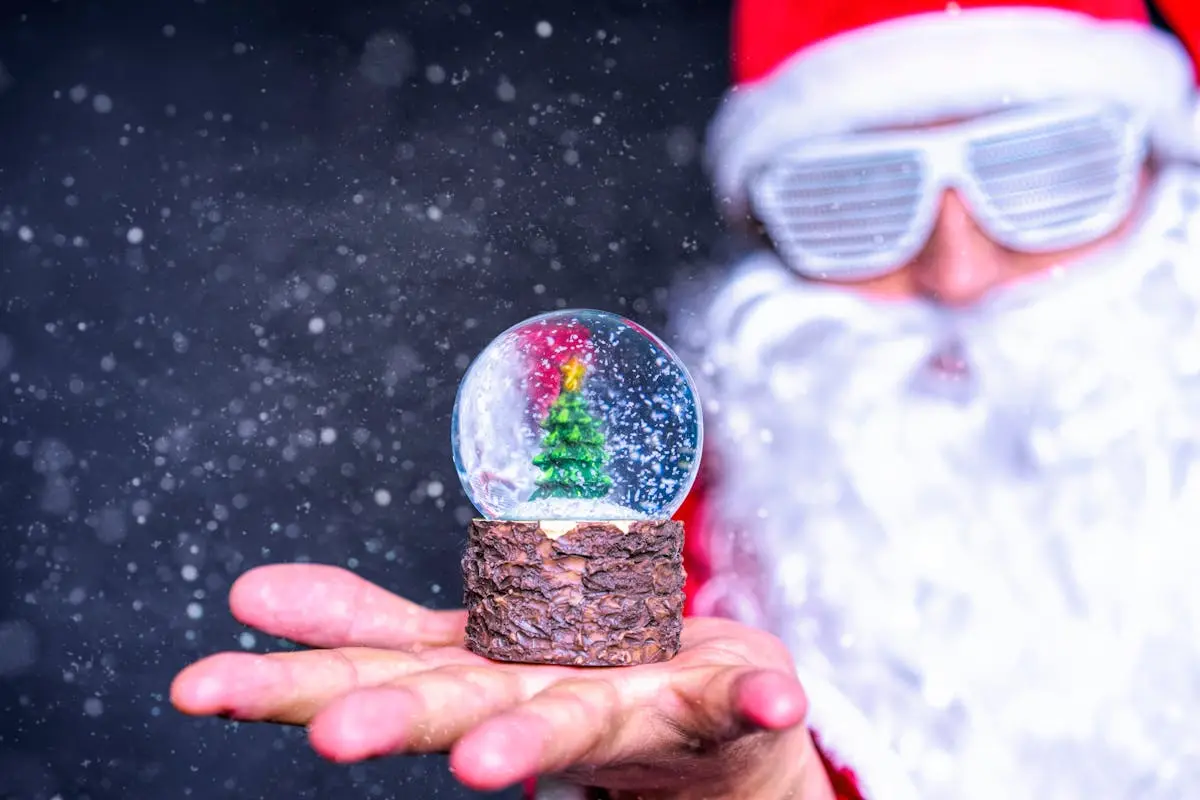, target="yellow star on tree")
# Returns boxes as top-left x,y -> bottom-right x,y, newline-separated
560,356 -> 586,393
